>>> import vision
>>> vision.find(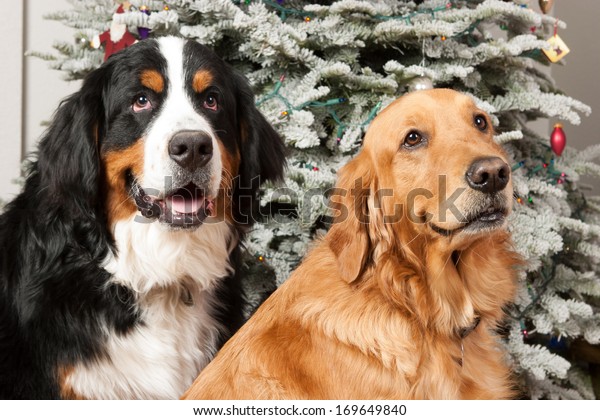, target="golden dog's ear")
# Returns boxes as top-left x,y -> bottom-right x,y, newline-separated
327,152 -> 373,283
